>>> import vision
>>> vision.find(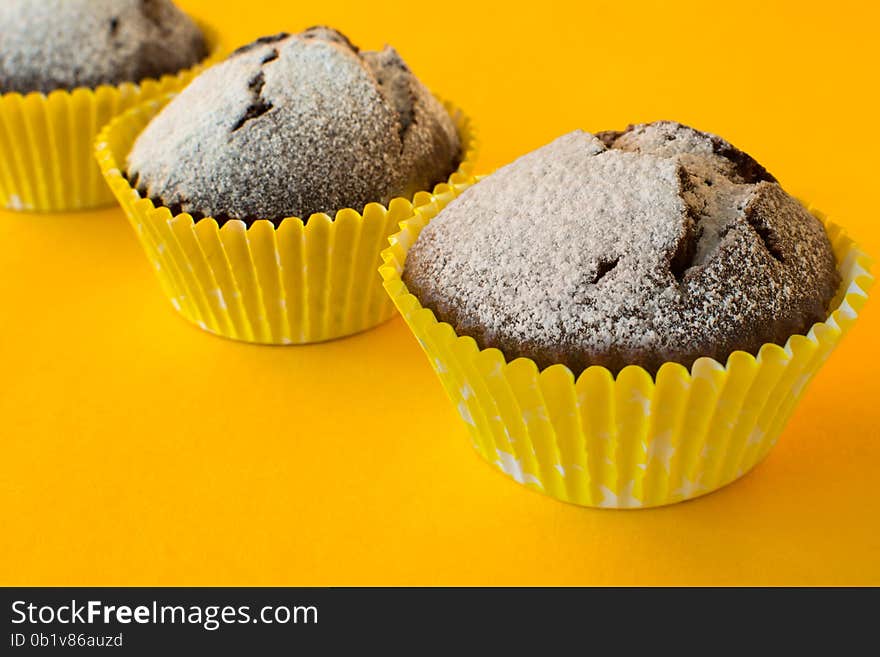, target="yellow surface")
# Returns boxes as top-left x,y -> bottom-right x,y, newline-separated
1,0 -> 878,585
